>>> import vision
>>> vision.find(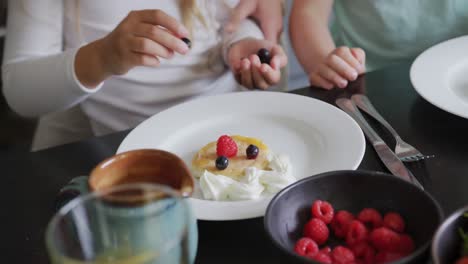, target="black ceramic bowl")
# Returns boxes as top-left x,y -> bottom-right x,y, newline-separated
432,205 -> 468,264
264,170 -> 443,264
